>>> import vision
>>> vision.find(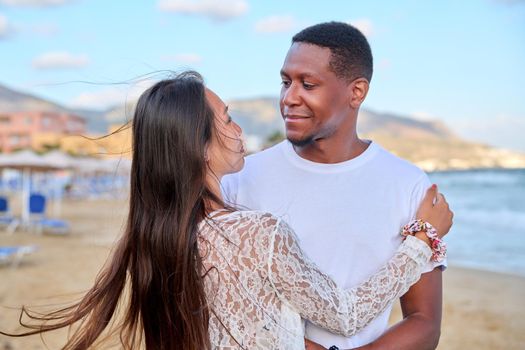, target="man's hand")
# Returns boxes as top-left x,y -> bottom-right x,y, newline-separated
305,338 -> 328,350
